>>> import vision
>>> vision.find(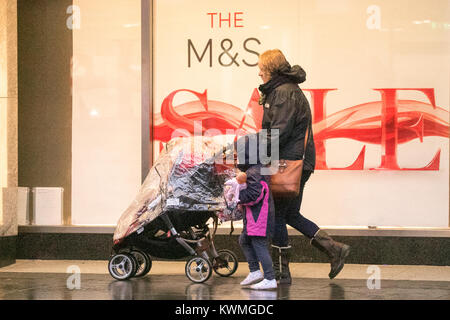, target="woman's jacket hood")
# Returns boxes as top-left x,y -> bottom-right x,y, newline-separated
273,64 -> 307,84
